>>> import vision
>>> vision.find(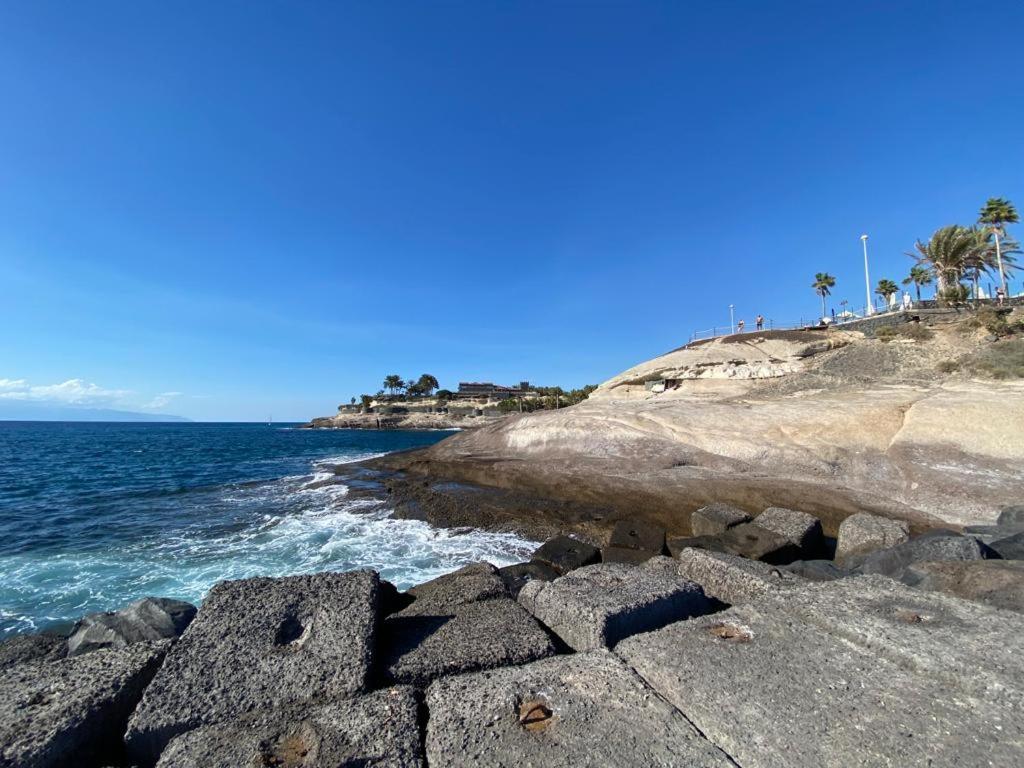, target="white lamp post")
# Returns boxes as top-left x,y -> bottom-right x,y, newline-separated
861,234 -> 873,316
729,304 -> 735,334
